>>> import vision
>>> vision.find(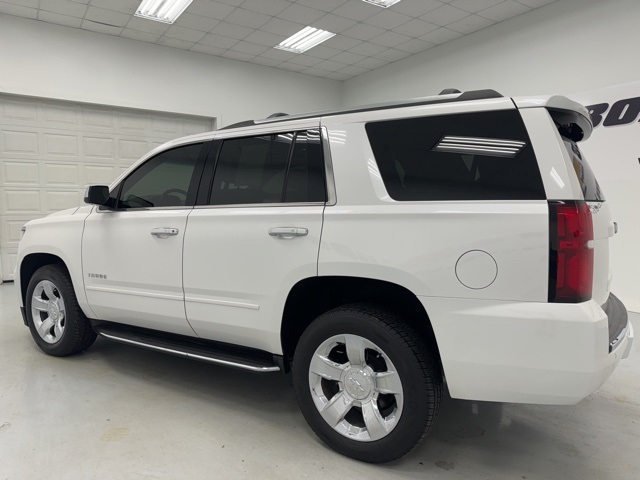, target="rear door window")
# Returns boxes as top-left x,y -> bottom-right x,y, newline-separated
365,110 -> 545,201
